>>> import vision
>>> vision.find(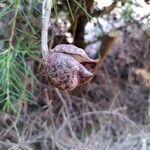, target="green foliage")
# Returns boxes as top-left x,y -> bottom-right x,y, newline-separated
51,0 -> 92,21
0,3 -> 13,19
0,49 -> 35,112
53,0 -> 58,19
73,0 -> 92,19
0,44 -> 40,112
122,0 -> 134,21
66,0 -> 74,21
0,0 -> 40,112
